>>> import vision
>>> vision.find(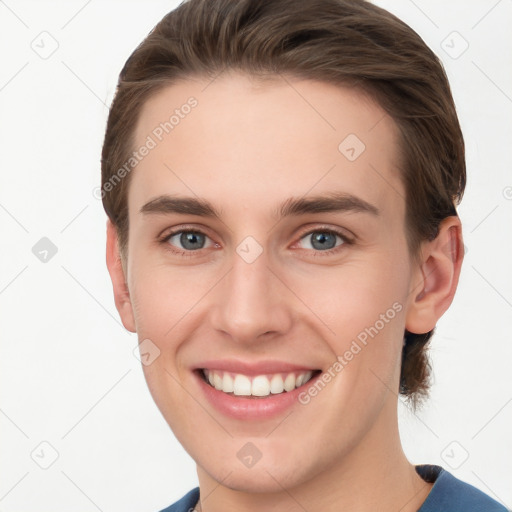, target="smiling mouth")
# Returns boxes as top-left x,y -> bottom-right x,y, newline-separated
199,368 -> 321,398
